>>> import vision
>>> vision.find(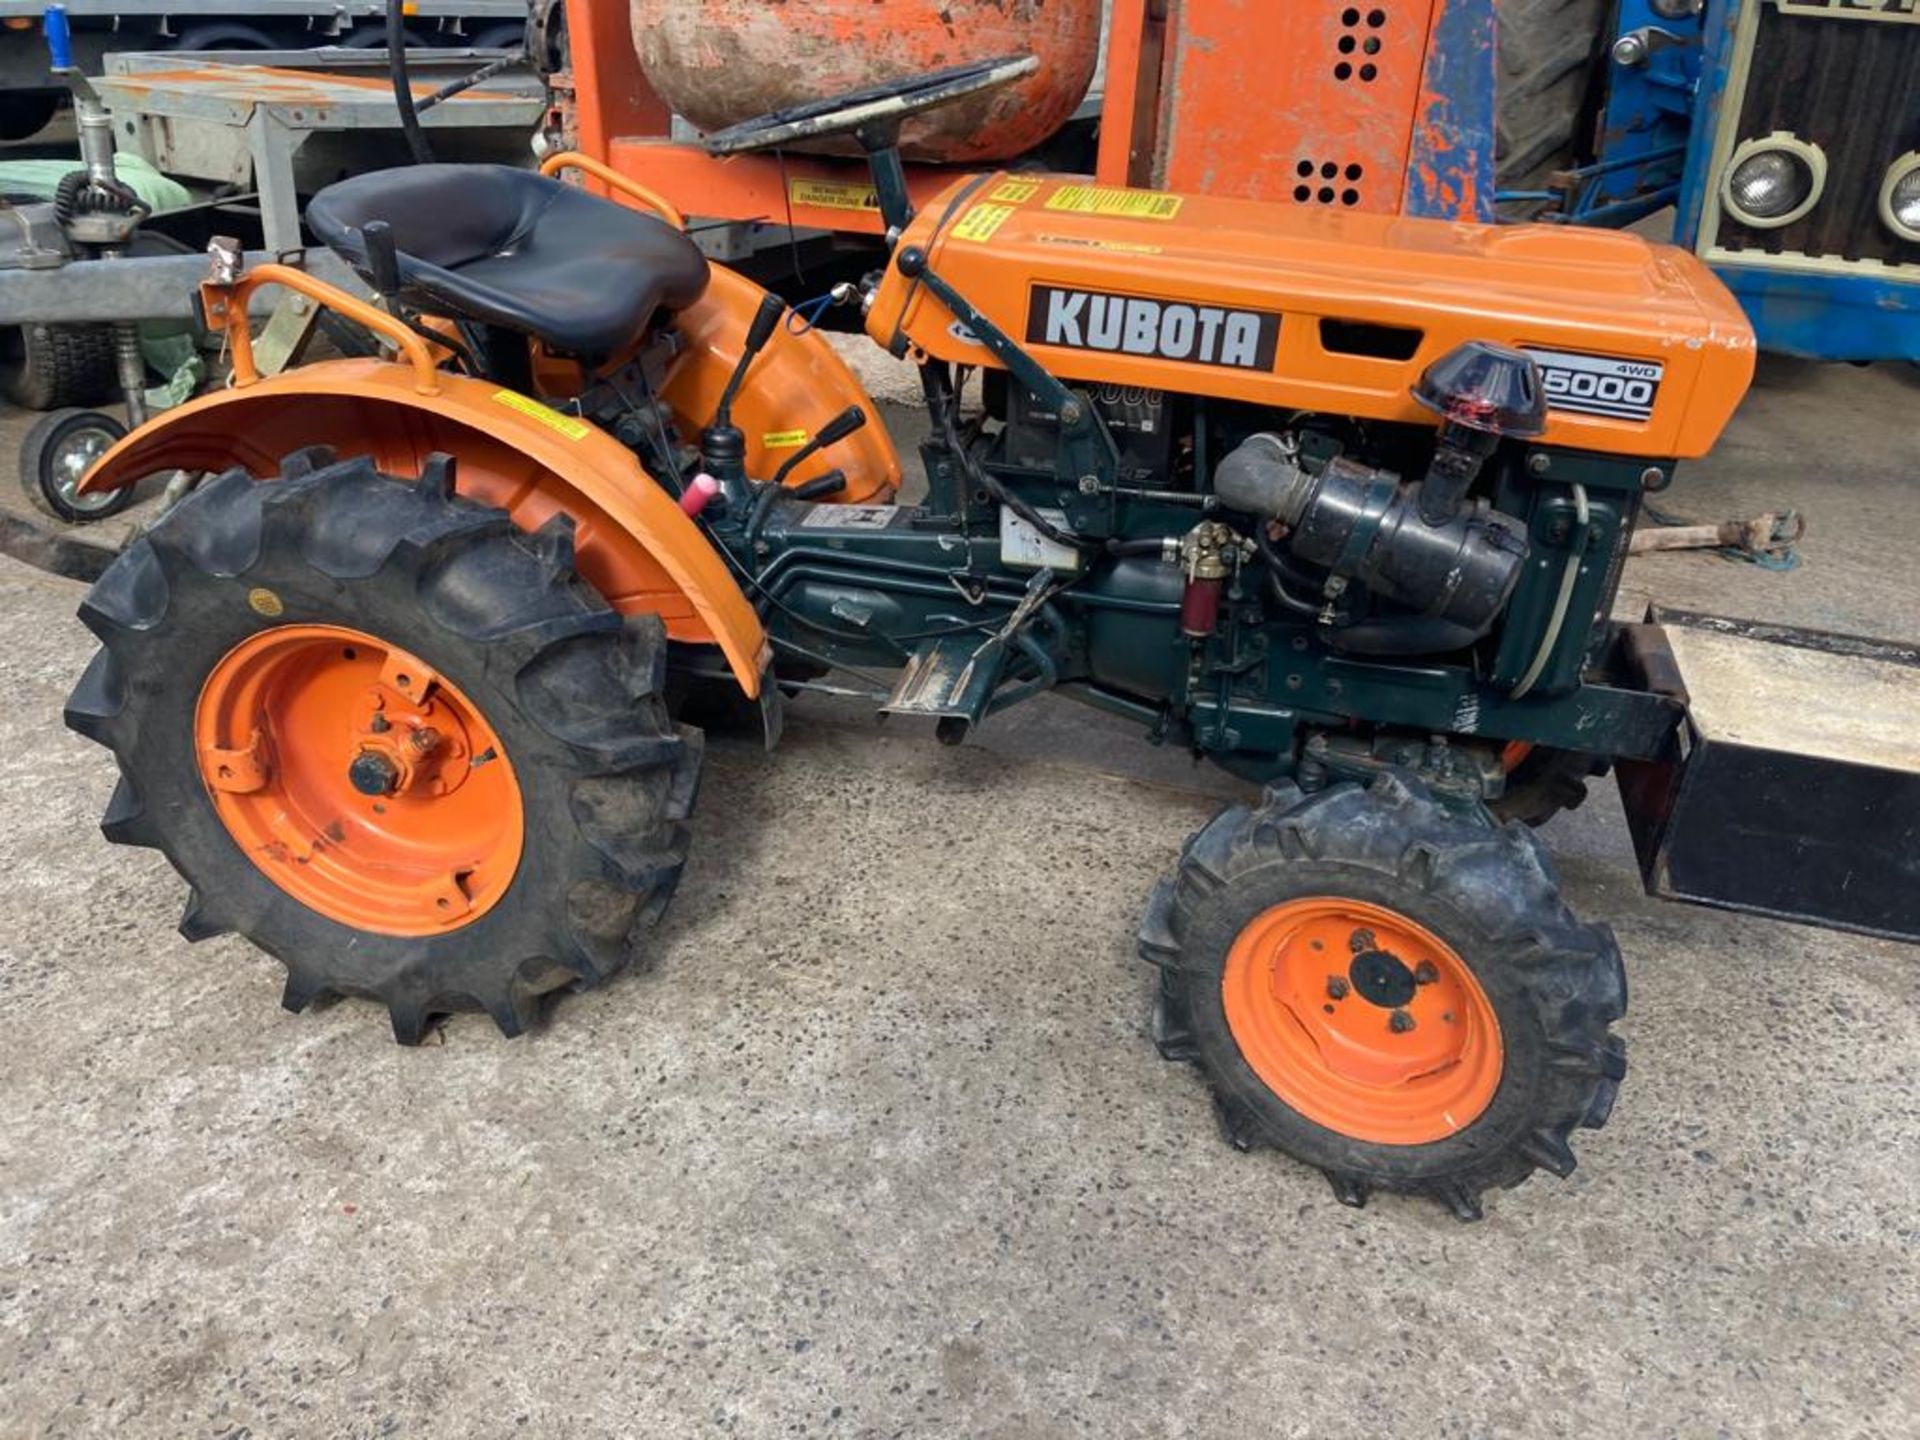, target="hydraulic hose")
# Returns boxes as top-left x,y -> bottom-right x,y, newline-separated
1509,481 -> 1590,700
1253,525 -> 1326,619
388,0 -> 434,164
